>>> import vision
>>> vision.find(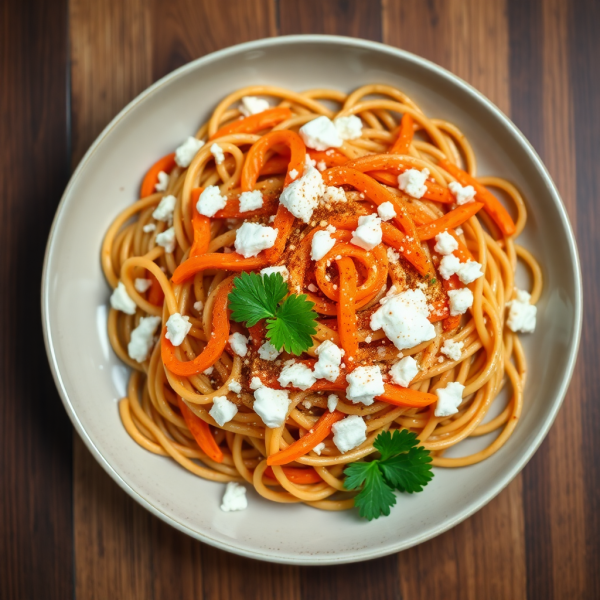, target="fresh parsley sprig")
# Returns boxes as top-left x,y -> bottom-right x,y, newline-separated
343,429 -> 434,521
228,272 -> 318,355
